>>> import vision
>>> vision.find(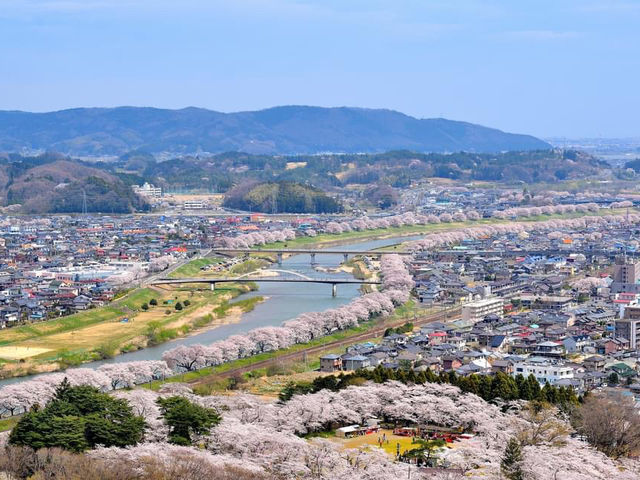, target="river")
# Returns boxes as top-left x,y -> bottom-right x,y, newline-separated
0,235 -> 420,387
